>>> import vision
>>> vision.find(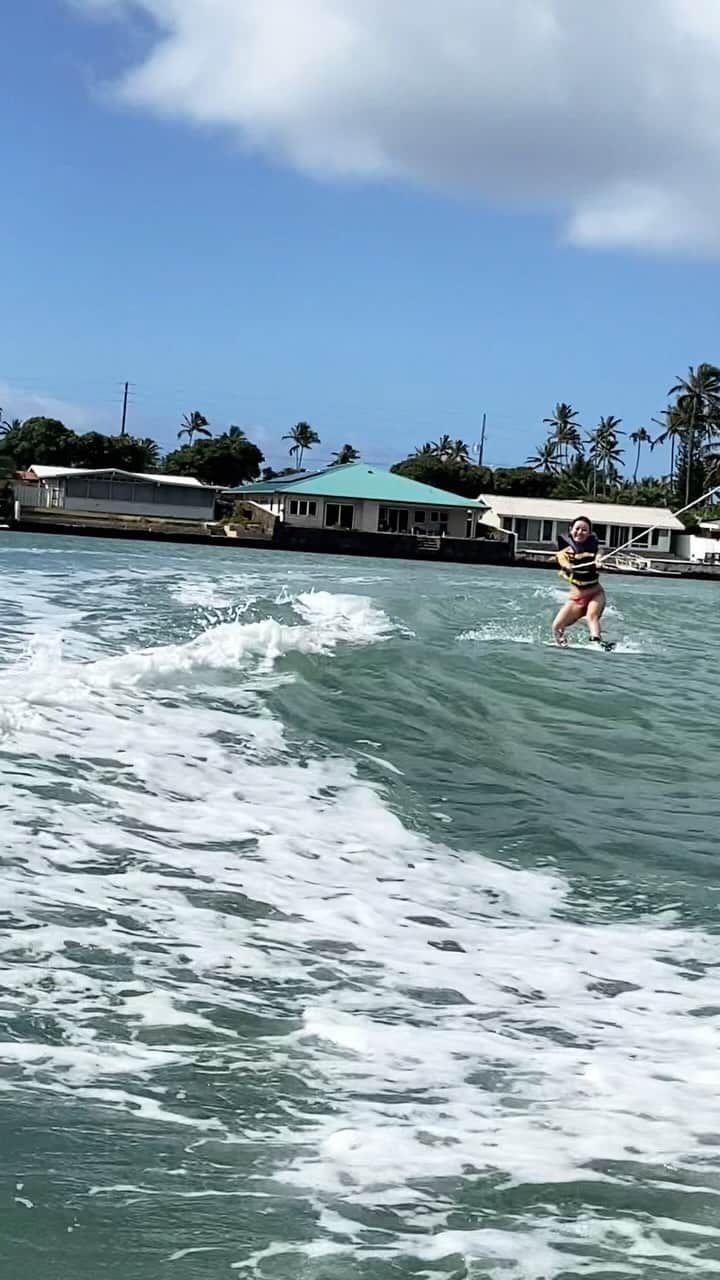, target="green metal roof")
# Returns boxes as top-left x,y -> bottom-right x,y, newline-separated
230,464 -> 487,509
